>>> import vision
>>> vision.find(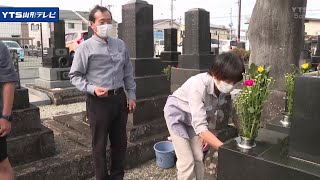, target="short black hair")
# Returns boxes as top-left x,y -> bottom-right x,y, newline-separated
89,5 -> 113,22
208,52 -> 245,83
